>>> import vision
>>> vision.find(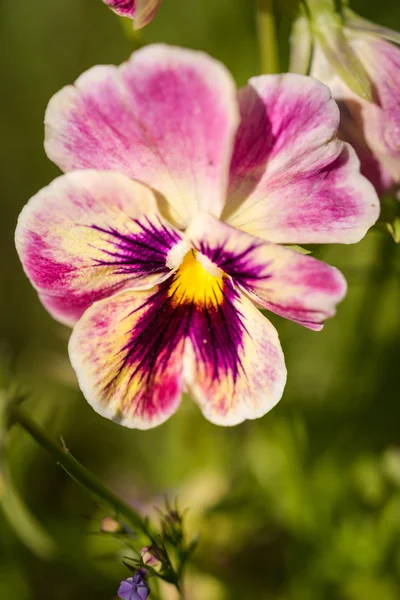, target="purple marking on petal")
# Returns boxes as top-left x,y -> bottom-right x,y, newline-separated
103,275 -> 247,409
197,239 -> 270,289
197,239 -> 329,329
89,215 -> 181,278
